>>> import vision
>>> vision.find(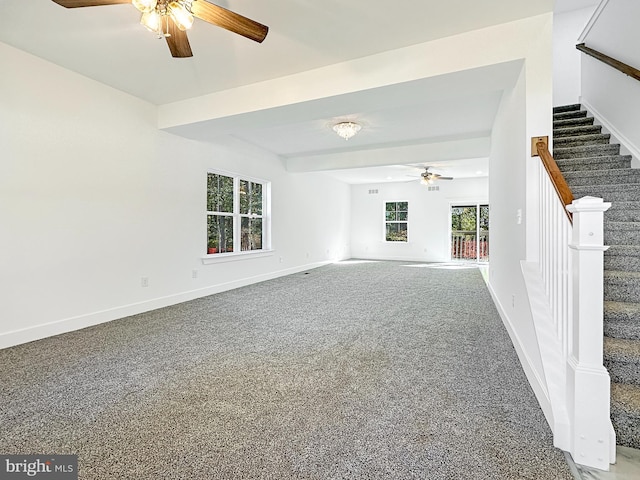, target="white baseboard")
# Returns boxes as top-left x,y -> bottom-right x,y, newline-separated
485,279 -> 554,431
0,261 -> 331,350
